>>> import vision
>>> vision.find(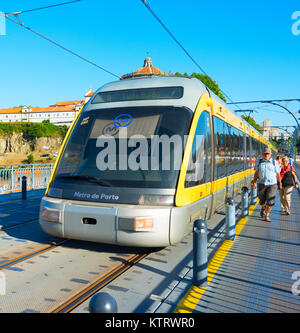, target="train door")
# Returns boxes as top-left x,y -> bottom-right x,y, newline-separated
211,116 -> 231,215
